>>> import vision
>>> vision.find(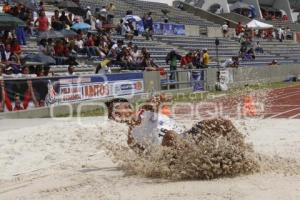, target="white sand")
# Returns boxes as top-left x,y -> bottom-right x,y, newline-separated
0,117 -> 300,200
